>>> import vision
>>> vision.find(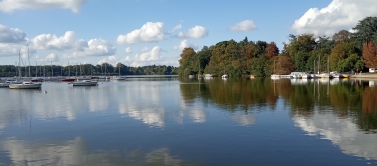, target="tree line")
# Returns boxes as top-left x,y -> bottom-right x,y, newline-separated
0,63 -> 178,77
178,16 -> 377,77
